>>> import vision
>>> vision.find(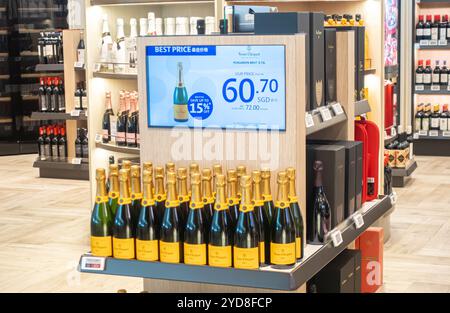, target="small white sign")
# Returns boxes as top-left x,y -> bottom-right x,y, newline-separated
85,110 -> 88,117
330,230 -> 343,248
429,40 -> 438,46
74,61 -> 84,69
429,130 -> 439,137
447,85 -> 450,92
305,113 -> 315,128
413,132 -> 420,140
80,256 -> 106,271
419,130 -> 428,136
95,134 -> 102,143
70,110 -> 81,117
443,131 -> 450,137
431,85 -> 441,91
415,85 -> 425,91
439,40 -> 448,46
331,102 -> 344,116
419,40 -> 429,46
94,63 -> 101,72
319,107 -> 332,122
352,212 -> 364,229
71,158 -> 82,165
